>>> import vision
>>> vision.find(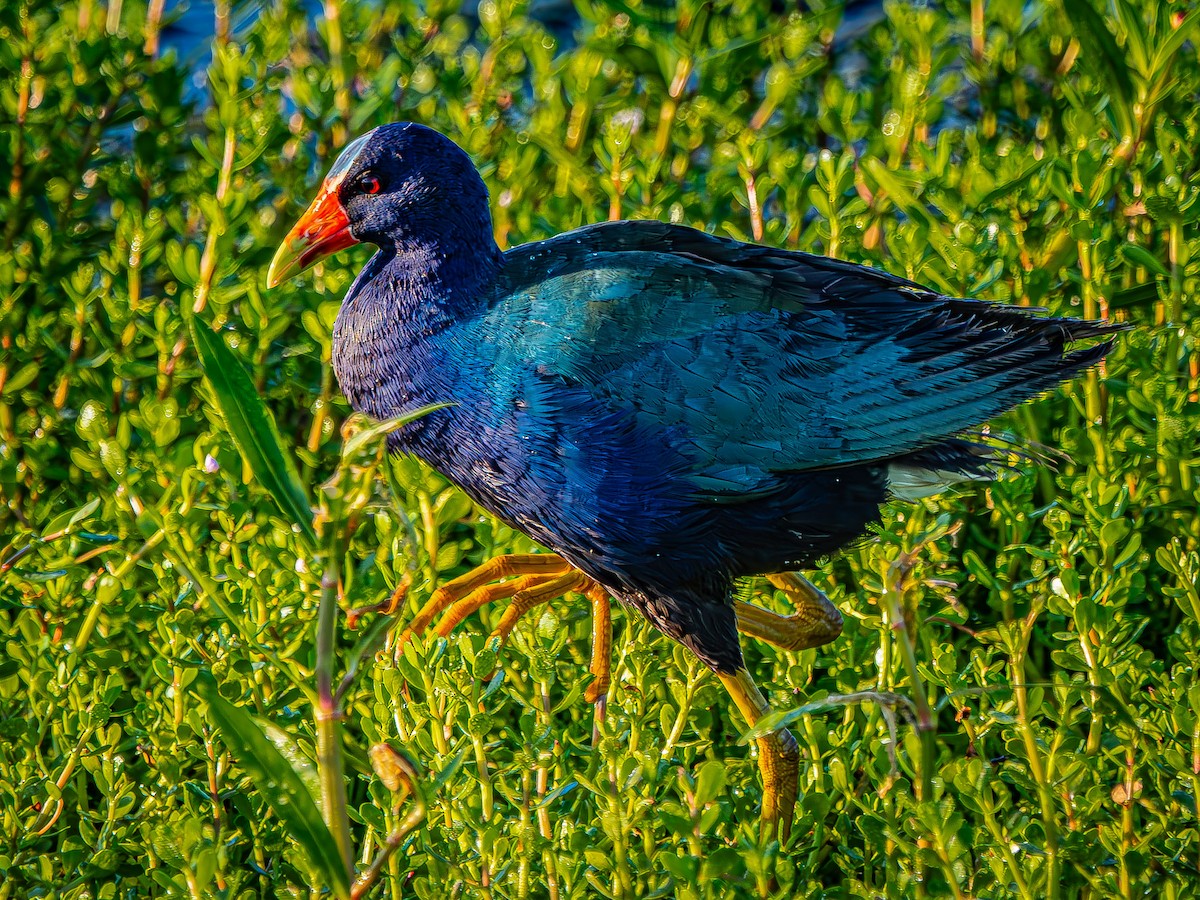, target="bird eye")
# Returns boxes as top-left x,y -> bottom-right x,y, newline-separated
358,176 -> 381,195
